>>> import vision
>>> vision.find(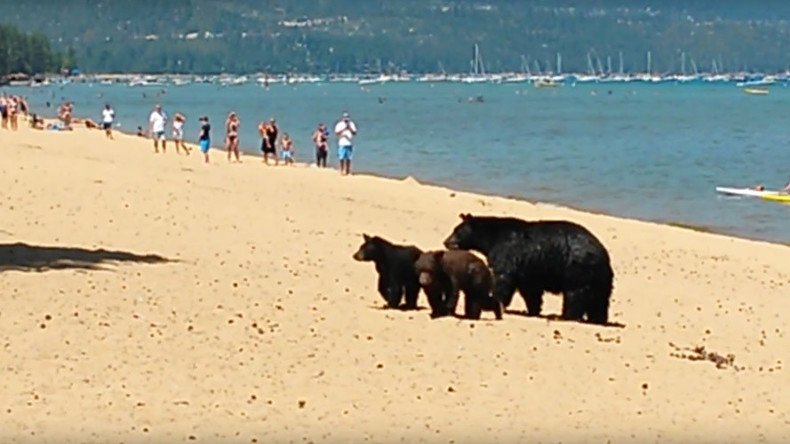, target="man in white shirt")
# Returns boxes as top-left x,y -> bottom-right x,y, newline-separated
101,103 -> 115,140
149,104 -> 167,153
334,111 -> 357,175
